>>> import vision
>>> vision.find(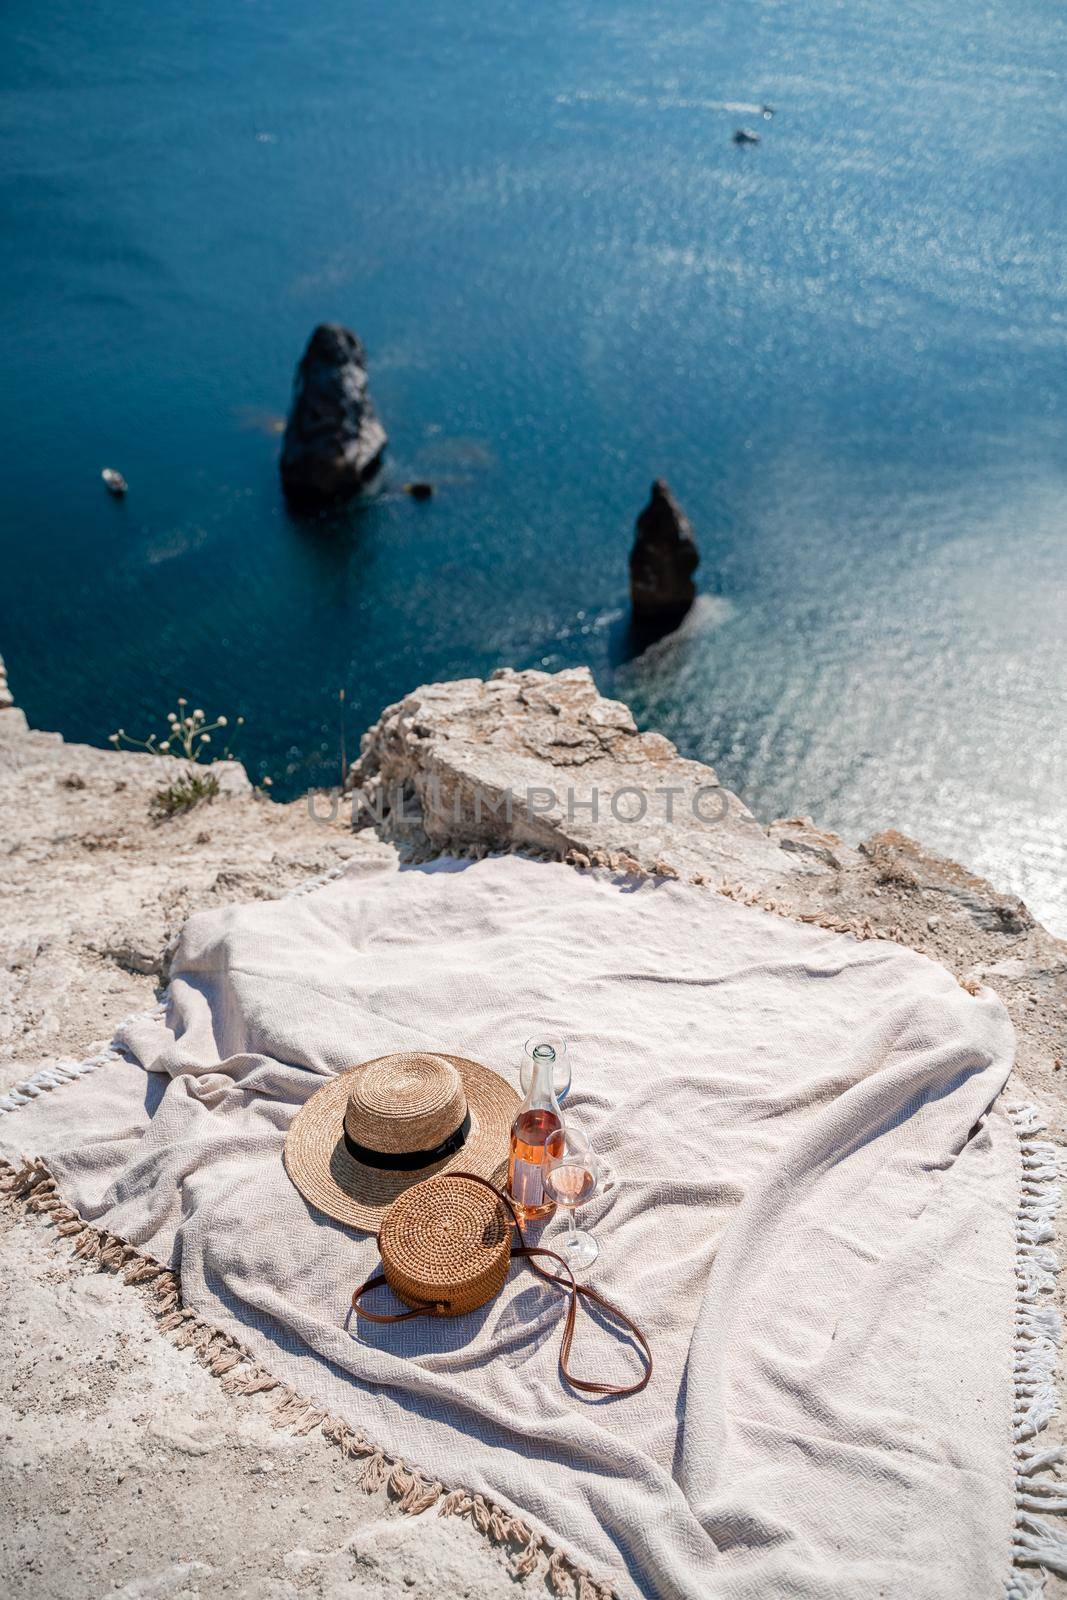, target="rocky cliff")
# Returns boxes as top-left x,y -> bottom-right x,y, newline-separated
1,650 -> 1065,1600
